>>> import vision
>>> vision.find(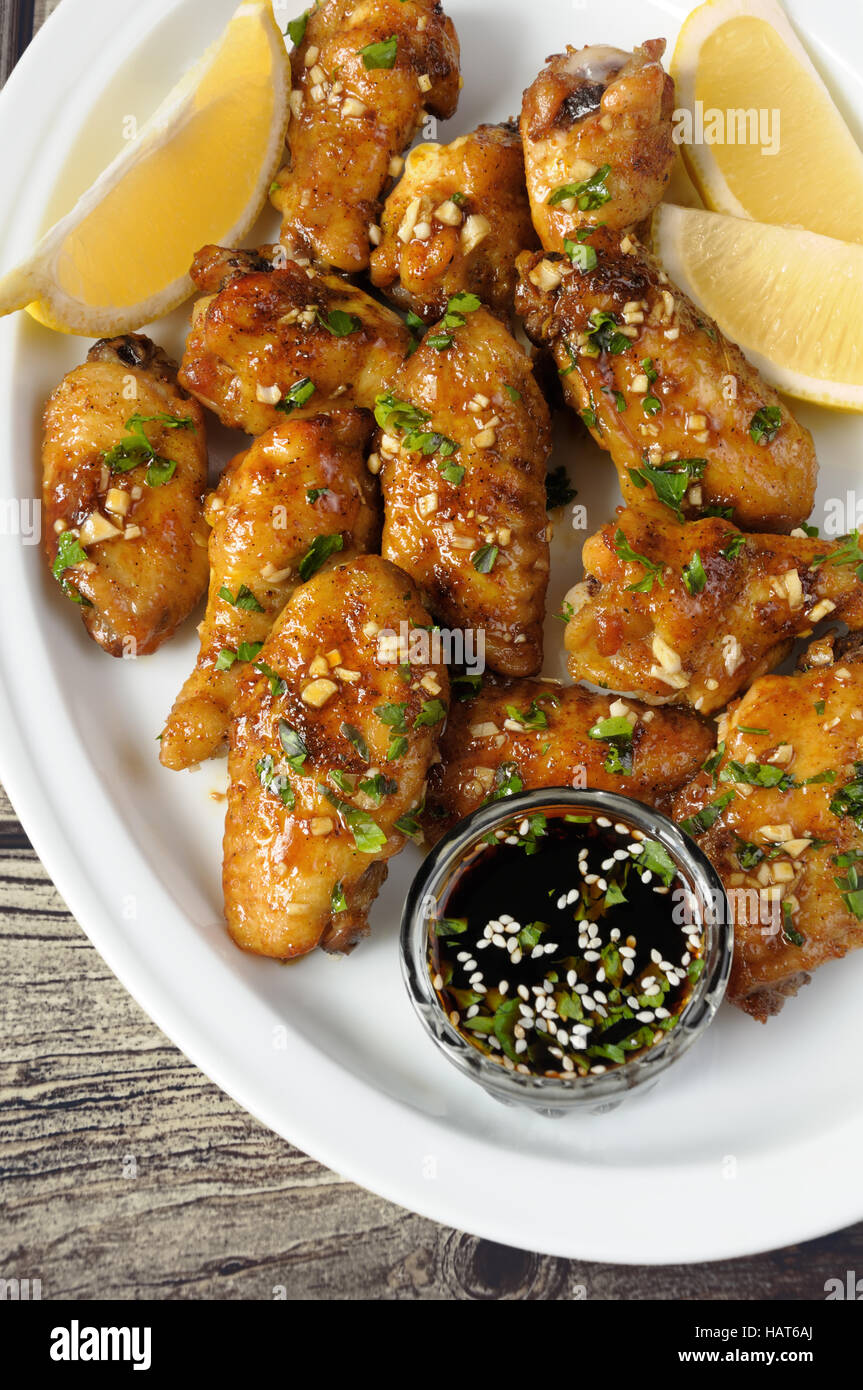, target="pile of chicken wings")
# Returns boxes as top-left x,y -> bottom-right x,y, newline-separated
42,0 -> 863,1021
